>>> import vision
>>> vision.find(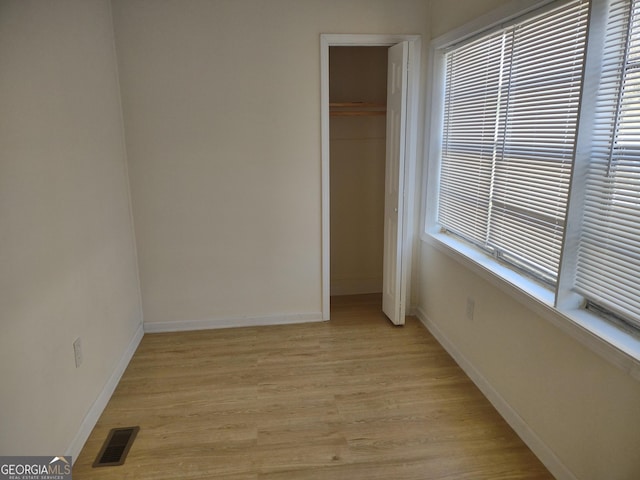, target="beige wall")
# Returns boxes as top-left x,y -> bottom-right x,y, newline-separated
110,0 -> 432,325
329,47 -> 387,296
421,1 -> 640,479
430,0 -> 513,38
6,2 -> 635,476
418,244 -> 640,479
0,0 -> 142,455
